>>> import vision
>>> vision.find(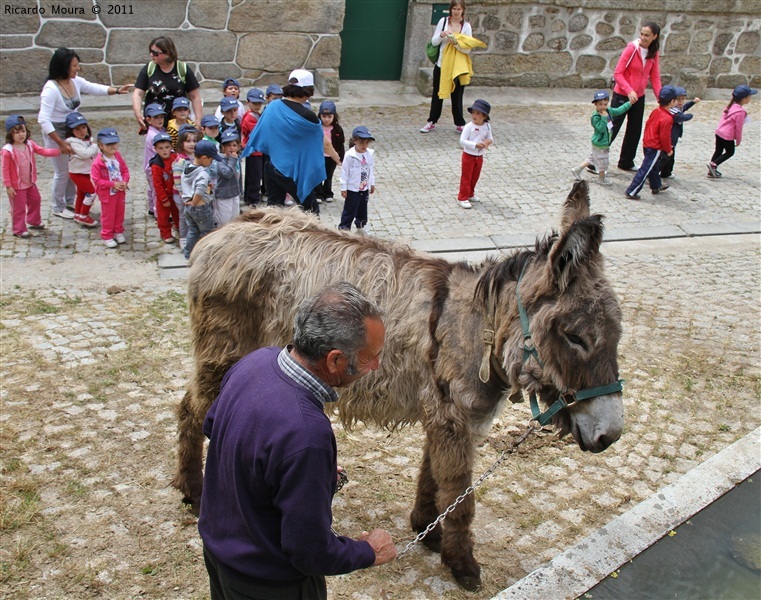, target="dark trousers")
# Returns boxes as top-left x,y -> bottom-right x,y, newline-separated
427,65 -> 466,126
338,190 -> 369,229
316,157 -> 337,199
244,154 -> 263,205
203,545 -> 327,600
626,147 -> 663,196
711,135 -> 735,167
659,142 -> 678,177
264,161 -> 319,215
610,91 -> 646,170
